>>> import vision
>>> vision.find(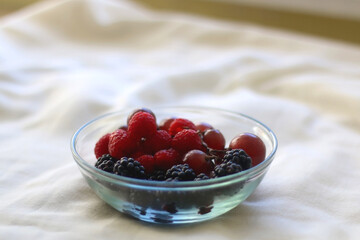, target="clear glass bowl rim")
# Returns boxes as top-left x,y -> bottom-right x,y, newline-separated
71,106 -> 278,189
